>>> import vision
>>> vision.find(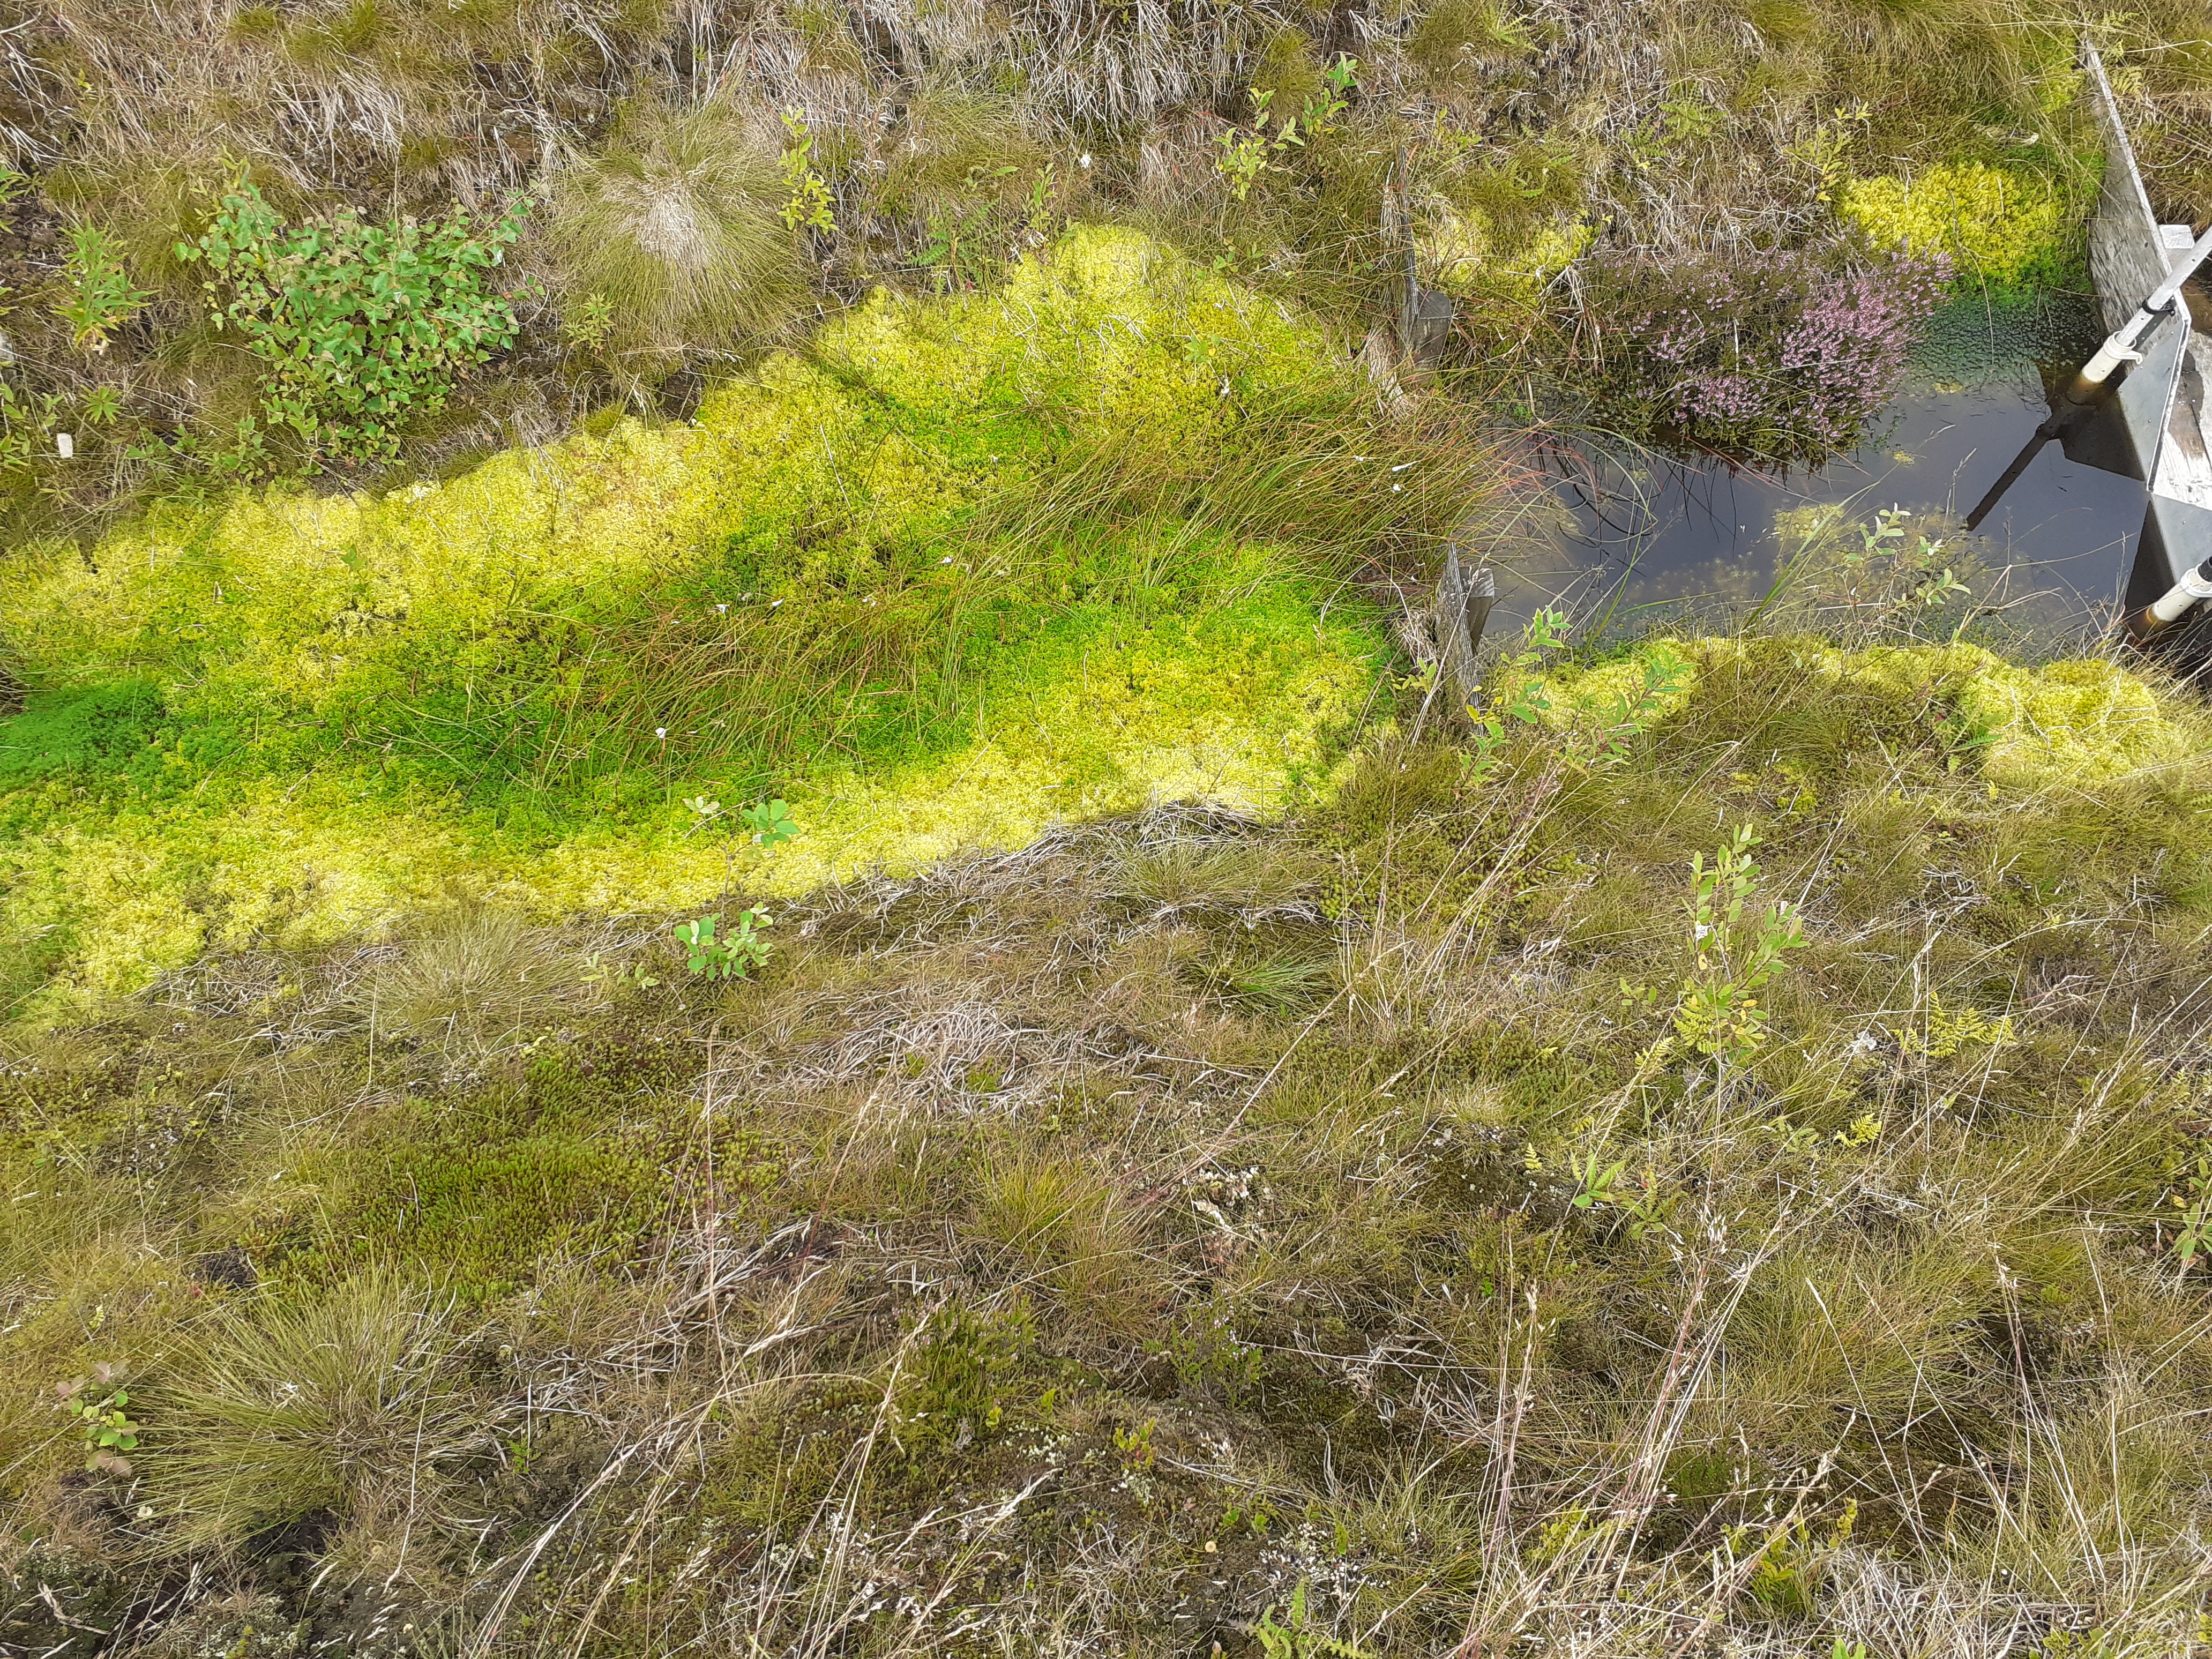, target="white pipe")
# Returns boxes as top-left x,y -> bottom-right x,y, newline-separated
2145,557 -> 2212,629
2079,224 -> 2212,390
